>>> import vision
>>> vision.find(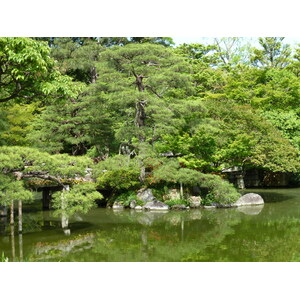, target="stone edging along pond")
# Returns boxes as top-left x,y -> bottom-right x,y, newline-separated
112,191 -> 264,211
